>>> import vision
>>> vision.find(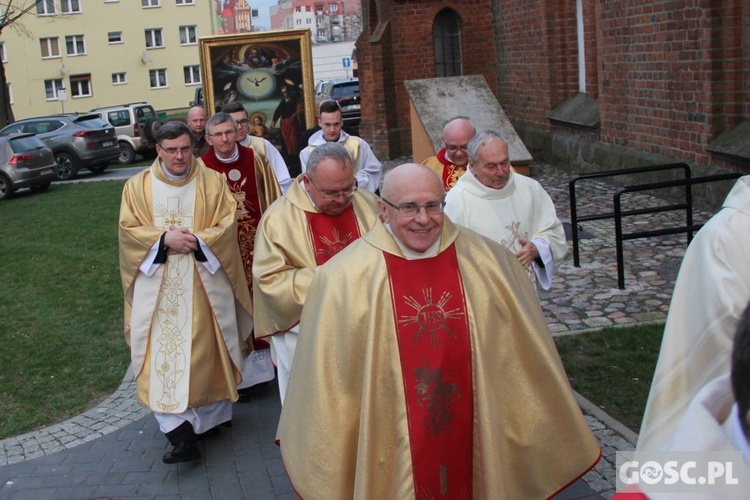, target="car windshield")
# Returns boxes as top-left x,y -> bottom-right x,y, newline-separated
331,83 -> 359,99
